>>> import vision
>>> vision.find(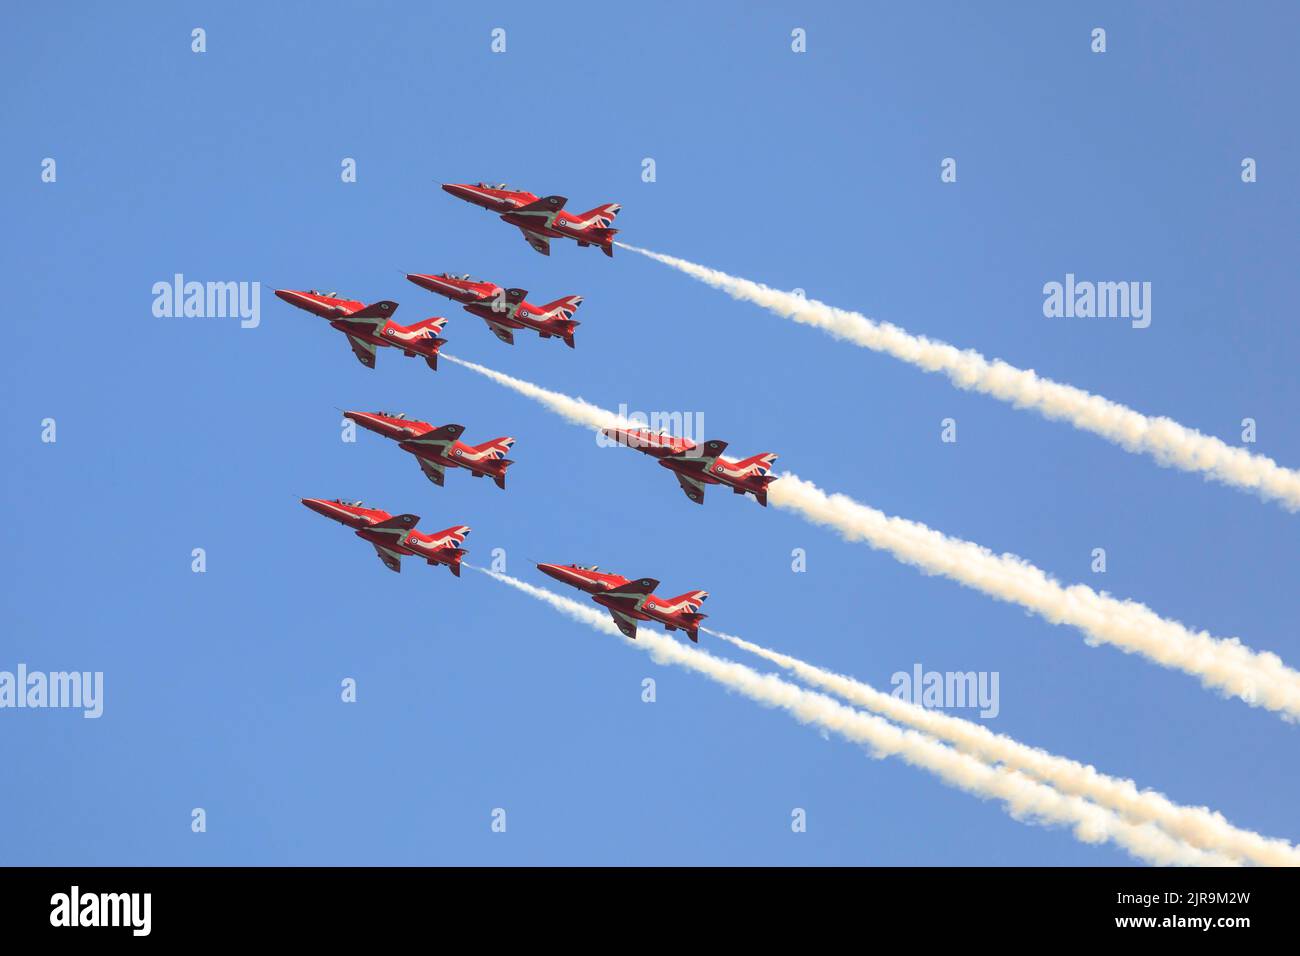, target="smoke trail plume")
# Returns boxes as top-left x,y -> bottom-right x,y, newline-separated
617,243 -> 1300,512
447,355 -> 1300,720
708,628 -> 1299,867
473,568 -> 1234,866
767,474 -> 1300,720
443,354 -> 629,430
